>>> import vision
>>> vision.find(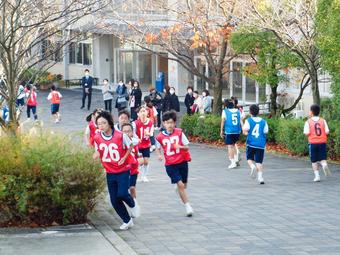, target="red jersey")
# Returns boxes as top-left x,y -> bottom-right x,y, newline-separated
156,128 -> 191,166
128,145 -> 140,176
94,130 -> 130,174
27,91 -> 37,106
134,119 -> 154,149
307,118 -> 328,144
50,91 -> 61,104
88,121 -> 100,146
